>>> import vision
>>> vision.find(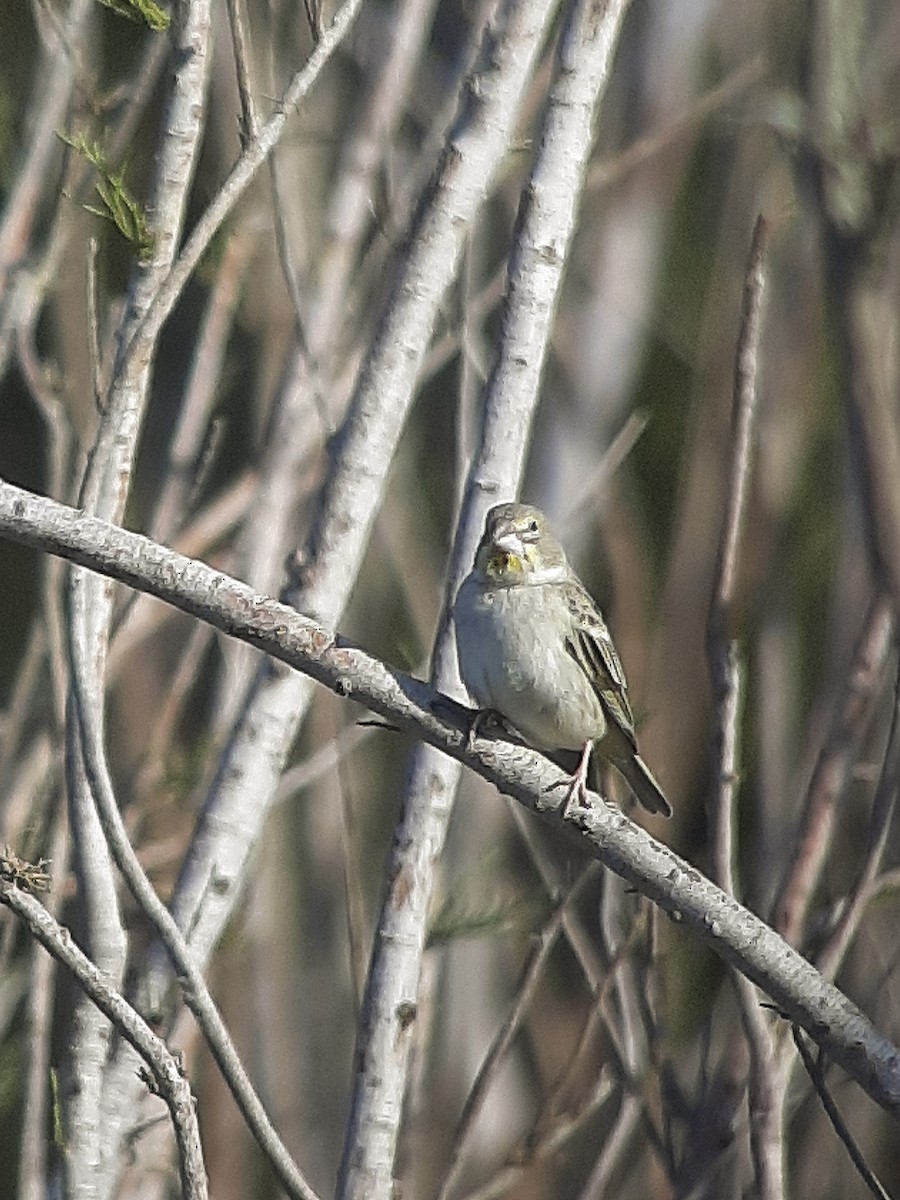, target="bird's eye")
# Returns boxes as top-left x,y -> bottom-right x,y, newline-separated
528,520 -> 539,534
